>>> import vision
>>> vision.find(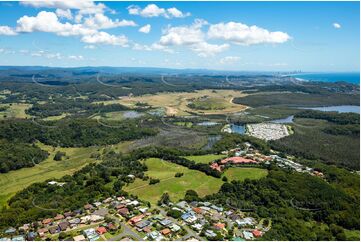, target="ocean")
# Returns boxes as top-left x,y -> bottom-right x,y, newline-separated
291,72 -> 360,85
